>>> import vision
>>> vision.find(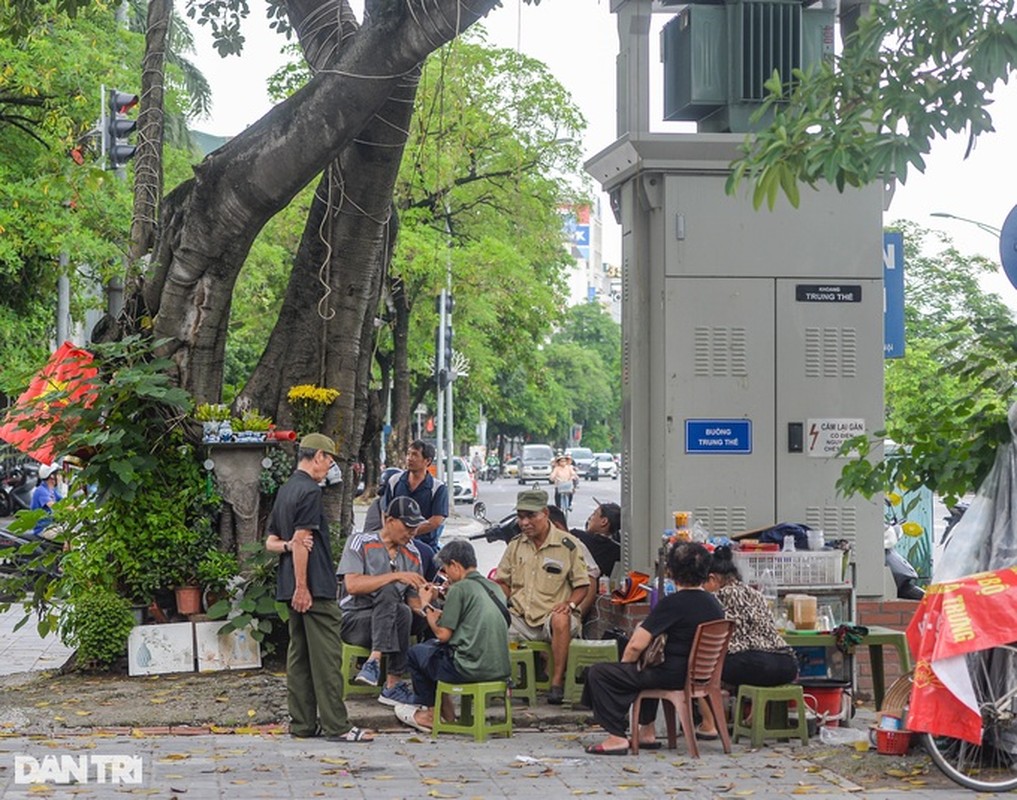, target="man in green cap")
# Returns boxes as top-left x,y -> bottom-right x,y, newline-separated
266,433 -> 373,742
494,488 -> 590,704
